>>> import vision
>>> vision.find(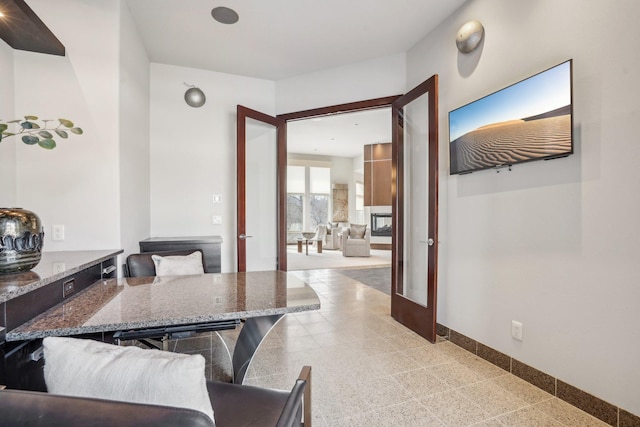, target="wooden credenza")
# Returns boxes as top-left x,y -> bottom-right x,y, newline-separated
139,236 -> 222,273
